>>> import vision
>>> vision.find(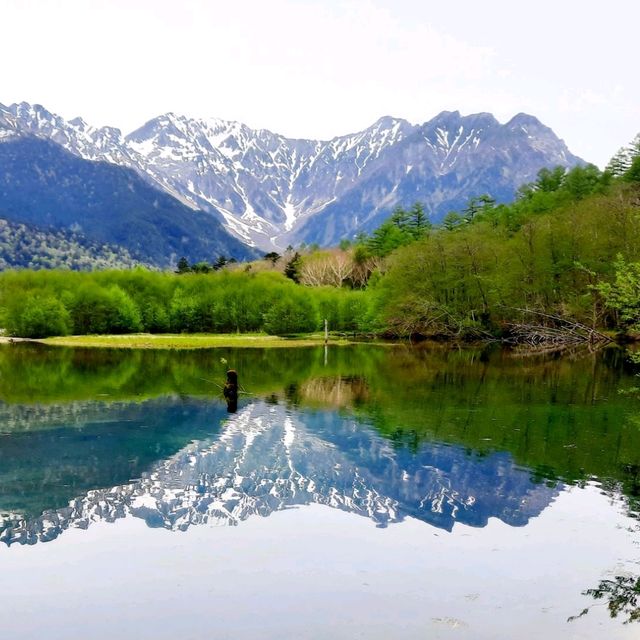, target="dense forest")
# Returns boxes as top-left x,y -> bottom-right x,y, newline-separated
0,218 -> 144,270
1,135 -> 639,340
